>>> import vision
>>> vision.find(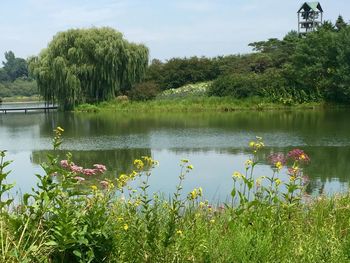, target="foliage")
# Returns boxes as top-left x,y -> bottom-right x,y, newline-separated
128,81 -> 160,101
1,51 -> 29,82
145,57 -> 219,90
0,79 -> 38,98
209,73 -> 260,98
29,27 -> 149,110
2,130 -> 350,262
